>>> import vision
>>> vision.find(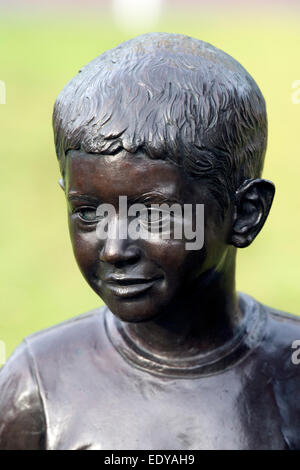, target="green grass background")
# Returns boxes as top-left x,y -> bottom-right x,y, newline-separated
1,8 -> 300,360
